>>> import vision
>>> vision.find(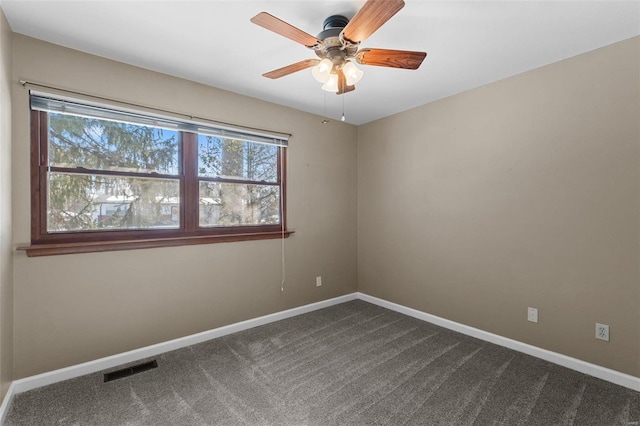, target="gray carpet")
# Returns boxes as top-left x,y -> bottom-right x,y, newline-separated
5,300 -> 639,425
